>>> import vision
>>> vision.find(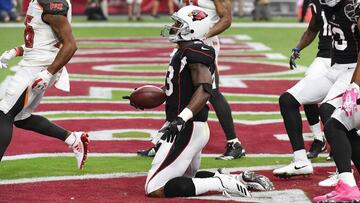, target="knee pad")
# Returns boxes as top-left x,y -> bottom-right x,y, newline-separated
279,92 -> 300,109
164,177 -> 195,197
